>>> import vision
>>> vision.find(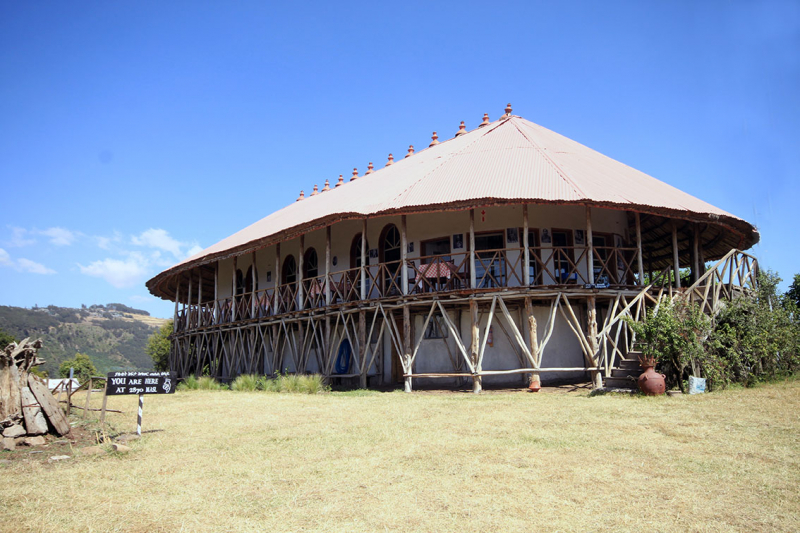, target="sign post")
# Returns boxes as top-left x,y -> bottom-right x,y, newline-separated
103,371 -> 176,435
